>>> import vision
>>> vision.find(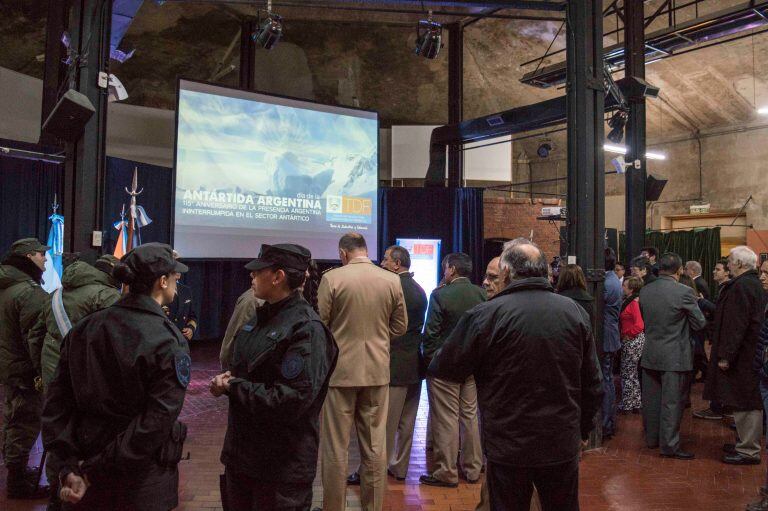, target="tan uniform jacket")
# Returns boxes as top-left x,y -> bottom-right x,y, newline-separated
318,257 -> 407,387
219,289 -> 264,370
